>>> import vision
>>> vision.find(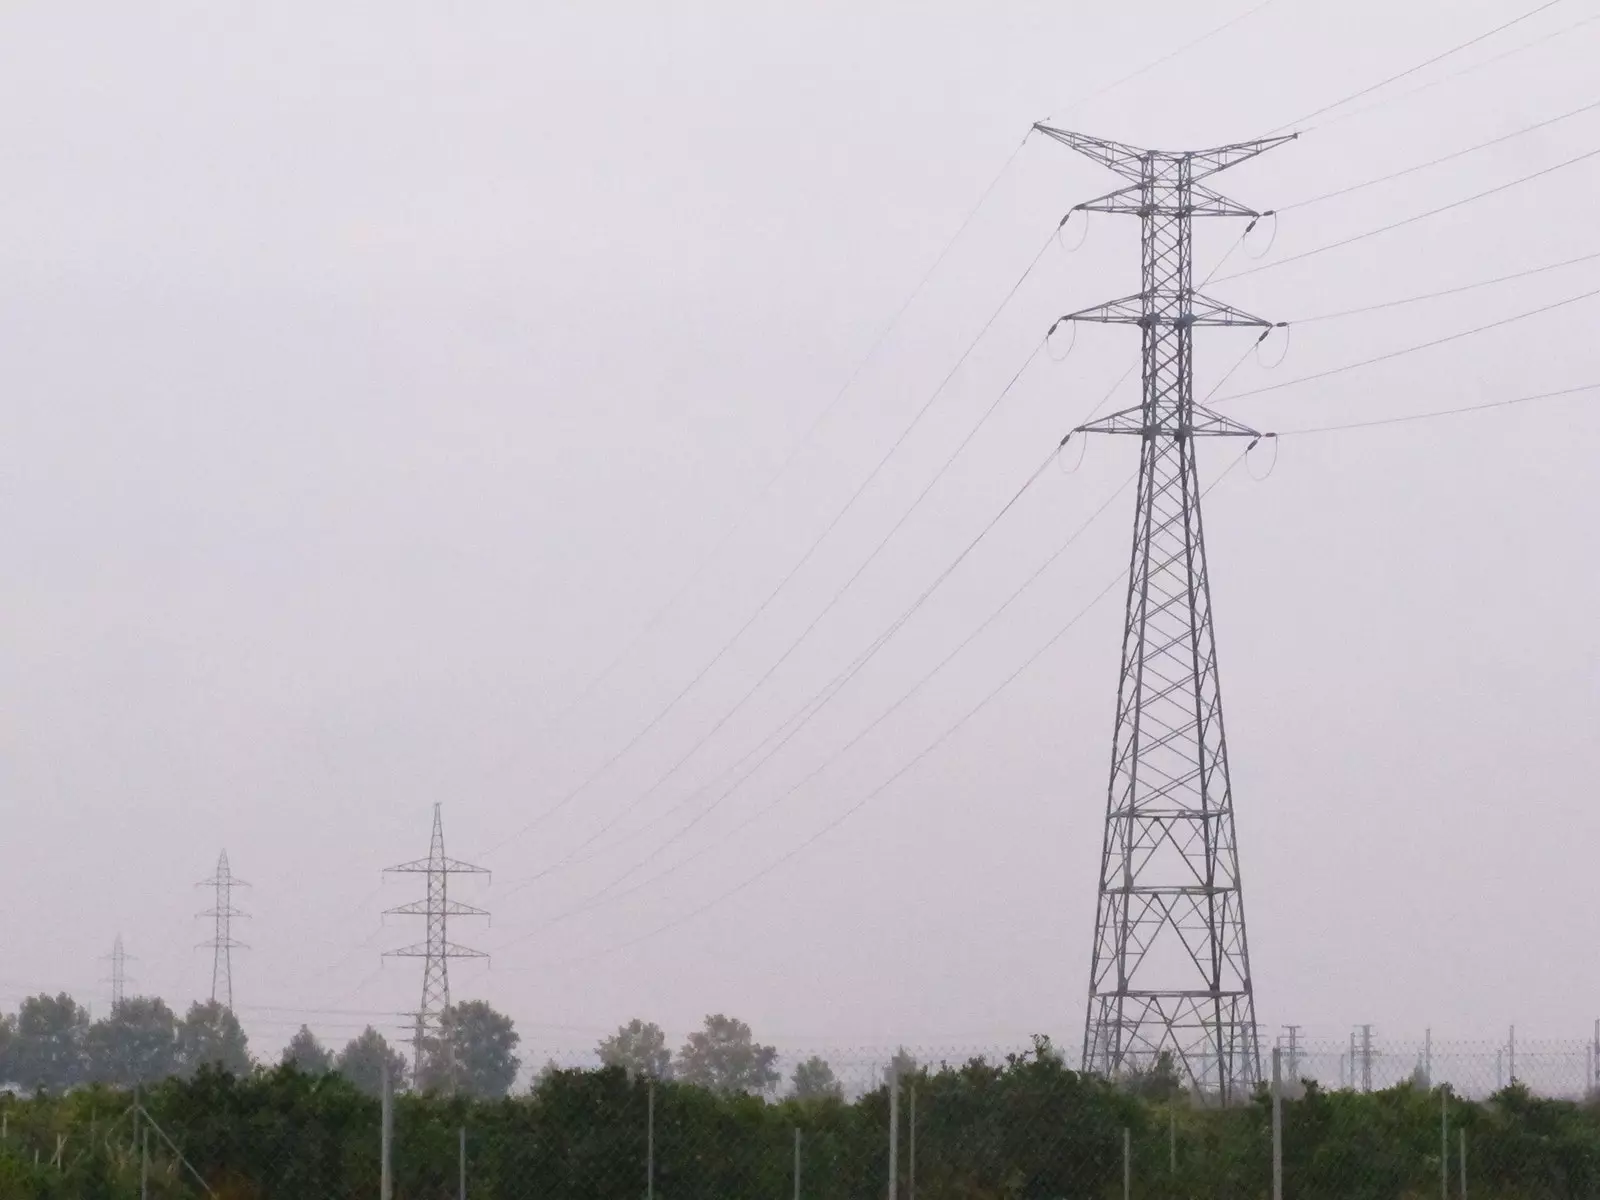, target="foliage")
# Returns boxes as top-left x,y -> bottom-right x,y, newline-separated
676,1014 -> 779,1096
336,1026 -> 409,1098
422,1000 -> 521,1099
8,994 -> 88,1093
0,1047 -> 1597,1200
176,1000 -> 250,1078
84,996 -> 180,1087
281,1025 -> 334,1074
598,1018 -> 672,1080
791,1054 -> 843,1101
